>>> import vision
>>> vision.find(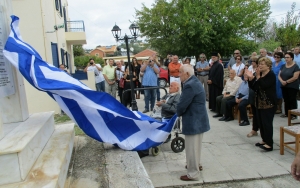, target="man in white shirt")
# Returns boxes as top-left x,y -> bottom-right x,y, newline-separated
213,70 -> 242,119
84,58 -> 105,92
294,46 -> 300,68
